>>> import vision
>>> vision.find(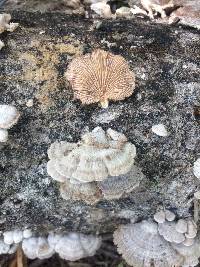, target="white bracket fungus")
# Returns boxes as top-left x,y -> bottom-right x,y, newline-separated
47,127 -> 136,183
152,123 -> 169,137
141,0 -> 174,19
53,232 -> 102,261
22,237 -> 54,260
91,2 -> 113,18
0,105 -> 20,142
193,158 -> 200,179
154,209 -> 198,247
0,39 -> 4,50
47,127 -> 143,204
0,14 -> 19,34
65,49 -> 135,108
113,220 -> 184,267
